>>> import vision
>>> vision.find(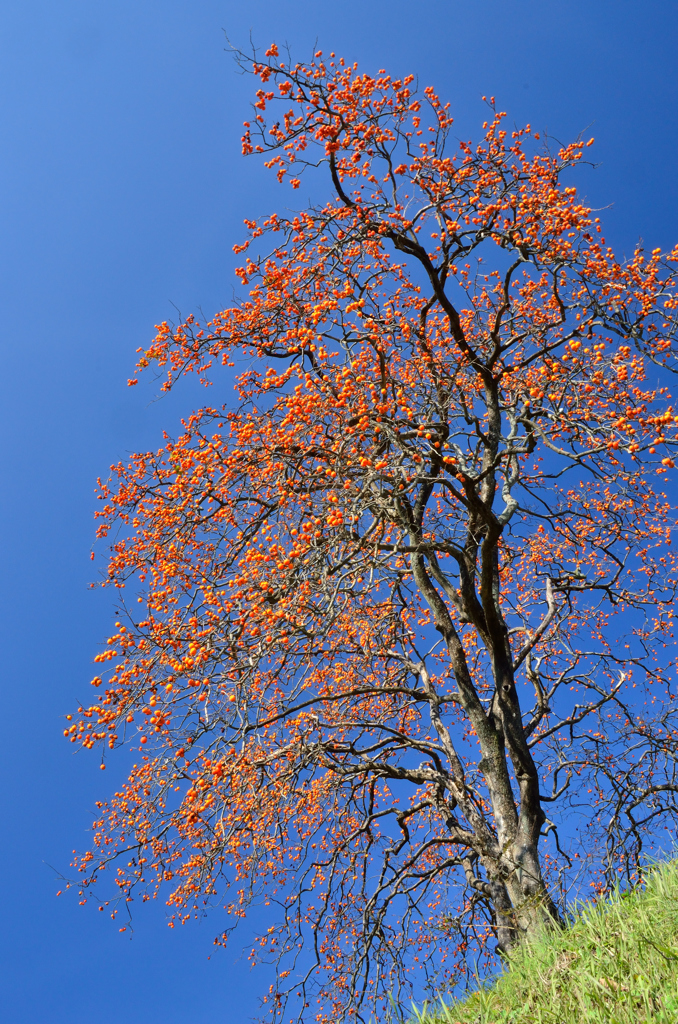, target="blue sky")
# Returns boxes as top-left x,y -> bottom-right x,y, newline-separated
1,1 -> 677,1021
